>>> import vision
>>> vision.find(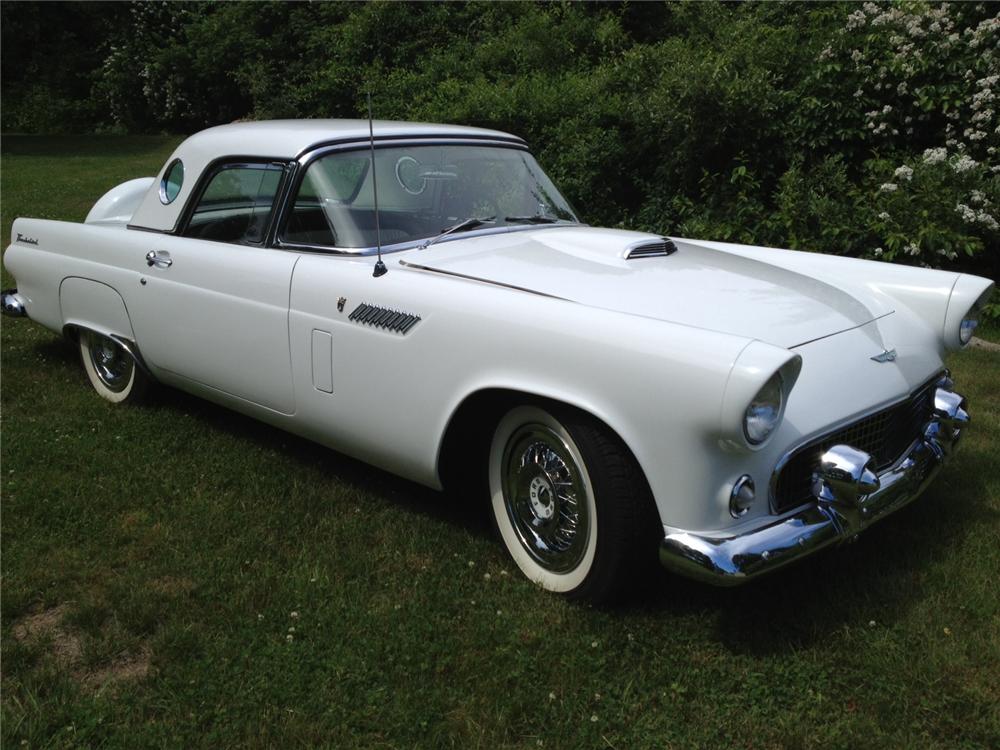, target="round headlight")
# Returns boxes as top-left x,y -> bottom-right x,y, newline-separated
744,372 -> 784,445
959,310 -> 979,345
